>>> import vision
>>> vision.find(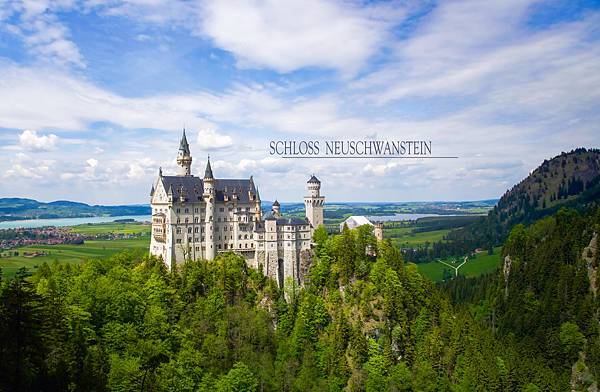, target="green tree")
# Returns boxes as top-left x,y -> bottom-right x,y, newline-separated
216,362 -> 258,392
